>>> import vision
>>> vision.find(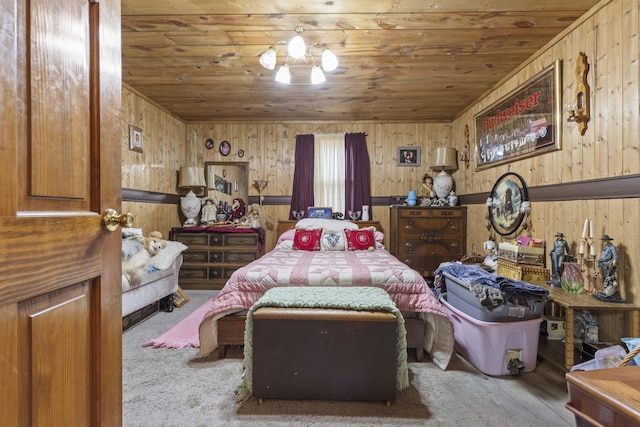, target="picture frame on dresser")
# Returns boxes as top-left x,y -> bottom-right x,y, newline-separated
307,207 -> 333,219
173,287 -> 190,308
